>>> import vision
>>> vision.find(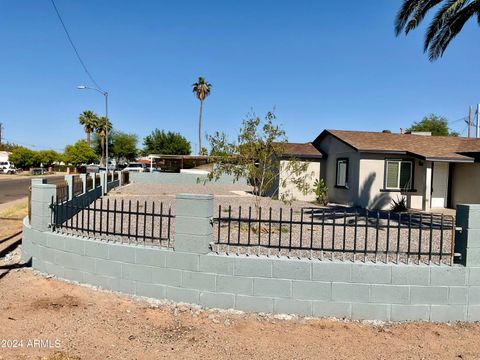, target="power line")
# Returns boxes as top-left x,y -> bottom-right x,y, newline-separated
2,137 -> 64,152
50,0 -> 103,91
